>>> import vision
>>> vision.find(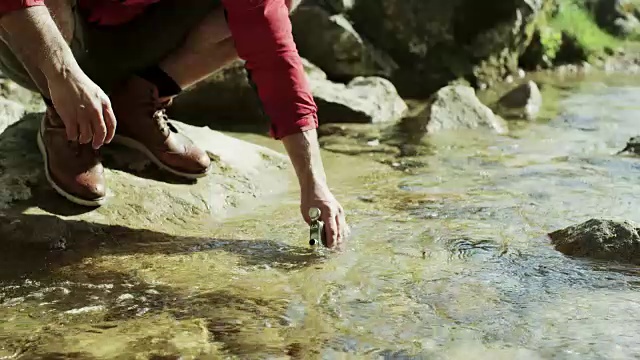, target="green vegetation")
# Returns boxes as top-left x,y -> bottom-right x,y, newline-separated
549,0 -> 621,60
